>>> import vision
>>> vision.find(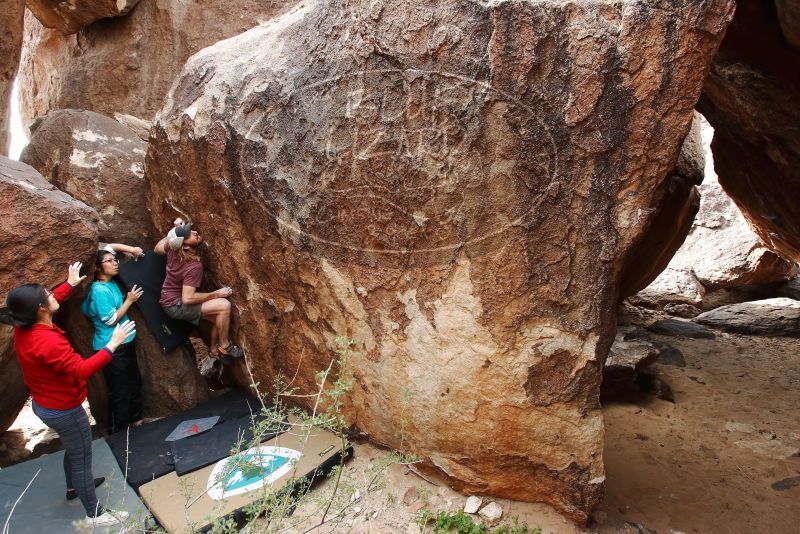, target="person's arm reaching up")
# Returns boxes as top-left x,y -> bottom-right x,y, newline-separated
106,243 -> 144,258
155,217 -> 186,255
53,262 -> 88,303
